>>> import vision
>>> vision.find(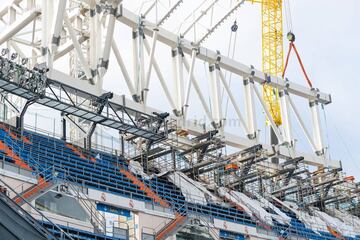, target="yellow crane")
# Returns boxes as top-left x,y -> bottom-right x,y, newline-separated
250,0 -> 284,126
